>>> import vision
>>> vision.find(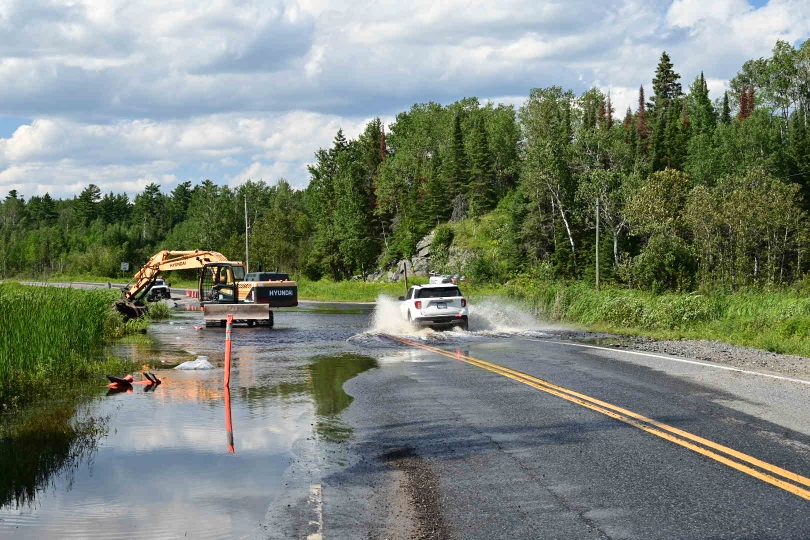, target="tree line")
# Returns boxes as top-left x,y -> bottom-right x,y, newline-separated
1,40 -> 809,291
